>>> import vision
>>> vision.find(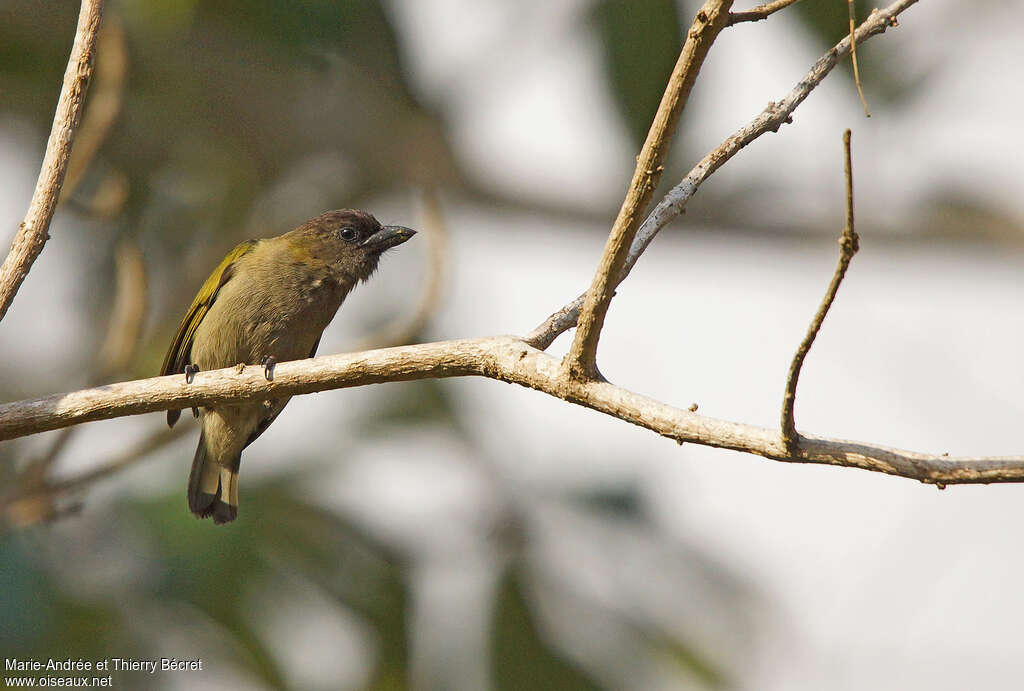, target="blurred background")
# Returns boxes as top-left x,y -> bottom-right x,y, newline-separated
2,0 -> 1023,689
